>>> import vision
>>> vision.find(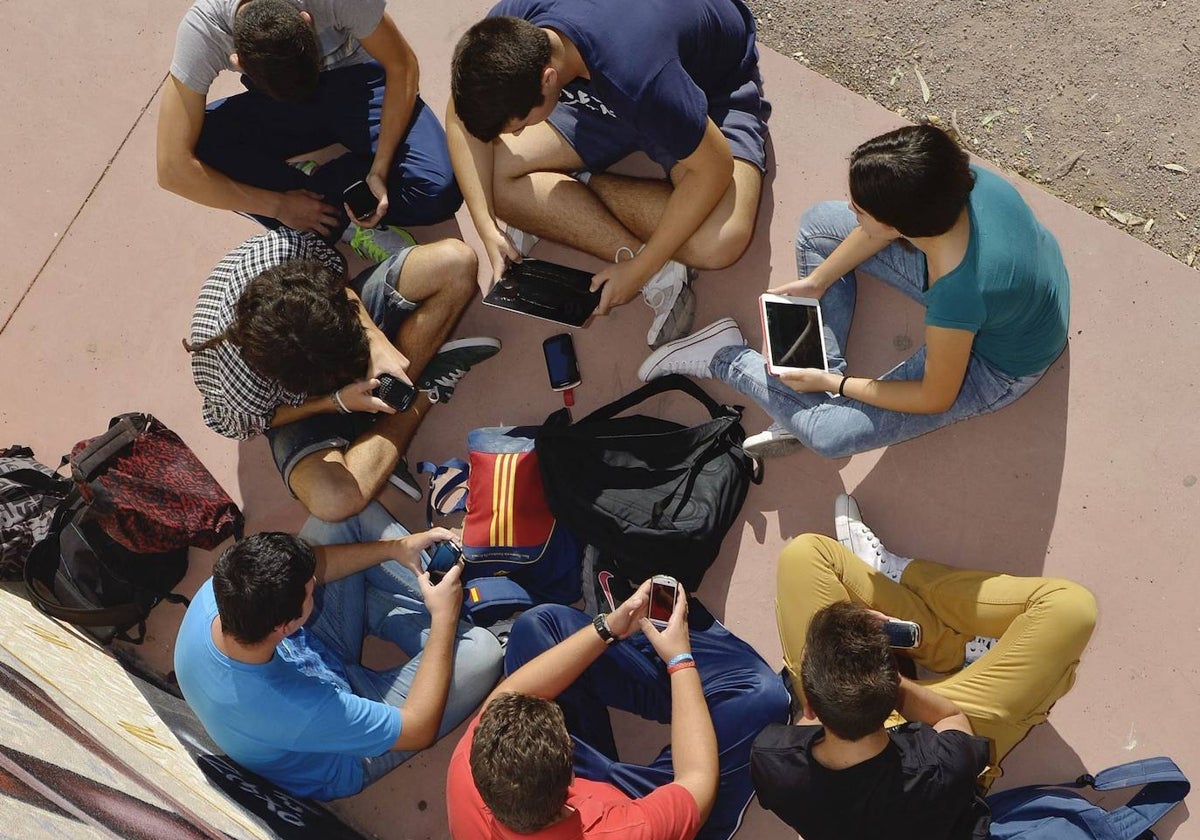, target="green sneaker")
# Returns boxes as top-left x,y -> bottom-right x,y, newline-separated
345,224 -> 417,264
289,159 -> 320,176
417,337 -> 502,404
